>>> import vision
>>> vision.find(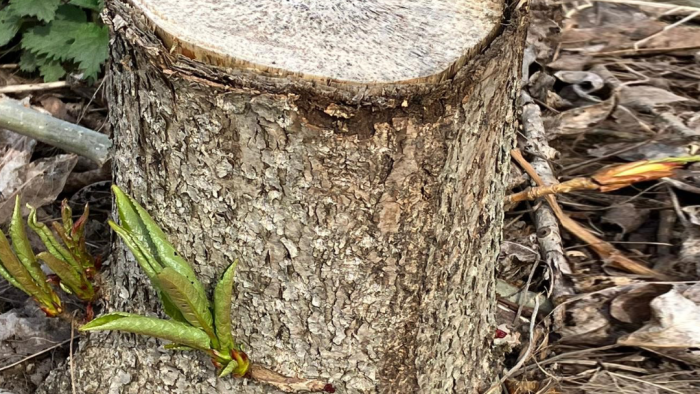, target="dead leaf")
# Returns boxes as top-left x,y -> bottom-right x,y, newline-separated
620,85 -> 688,111
504,379 -> 540,394
543,97 -> 616,137
0,154 -> 78,224
39,96 -> 75,123
545,91 -> 573,110
547,54 -> 592,71
559,296 -> 615,345
528,71 -> 557,102
650,348 -> 700,366
683,206 -> 700,227
680,282 -> 700,304
602,203 -> 650,235
573,276 -> 641,293
555,70 -> 605,102
588,142 -> 688,161
610,284 -> 672,324
0,129 -> 36,195
500,241 -> 539,264
618,289 -> 700,348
